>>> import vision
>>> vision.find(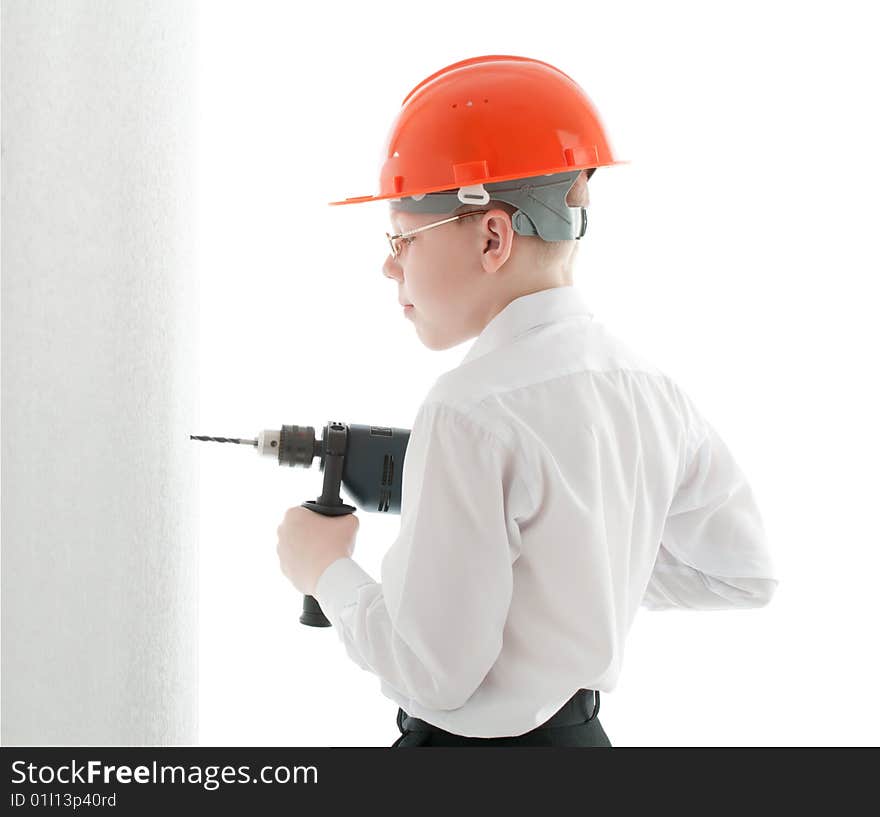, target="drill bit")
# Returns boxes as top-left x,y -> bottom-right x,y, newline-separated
190,435 -> 257,446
